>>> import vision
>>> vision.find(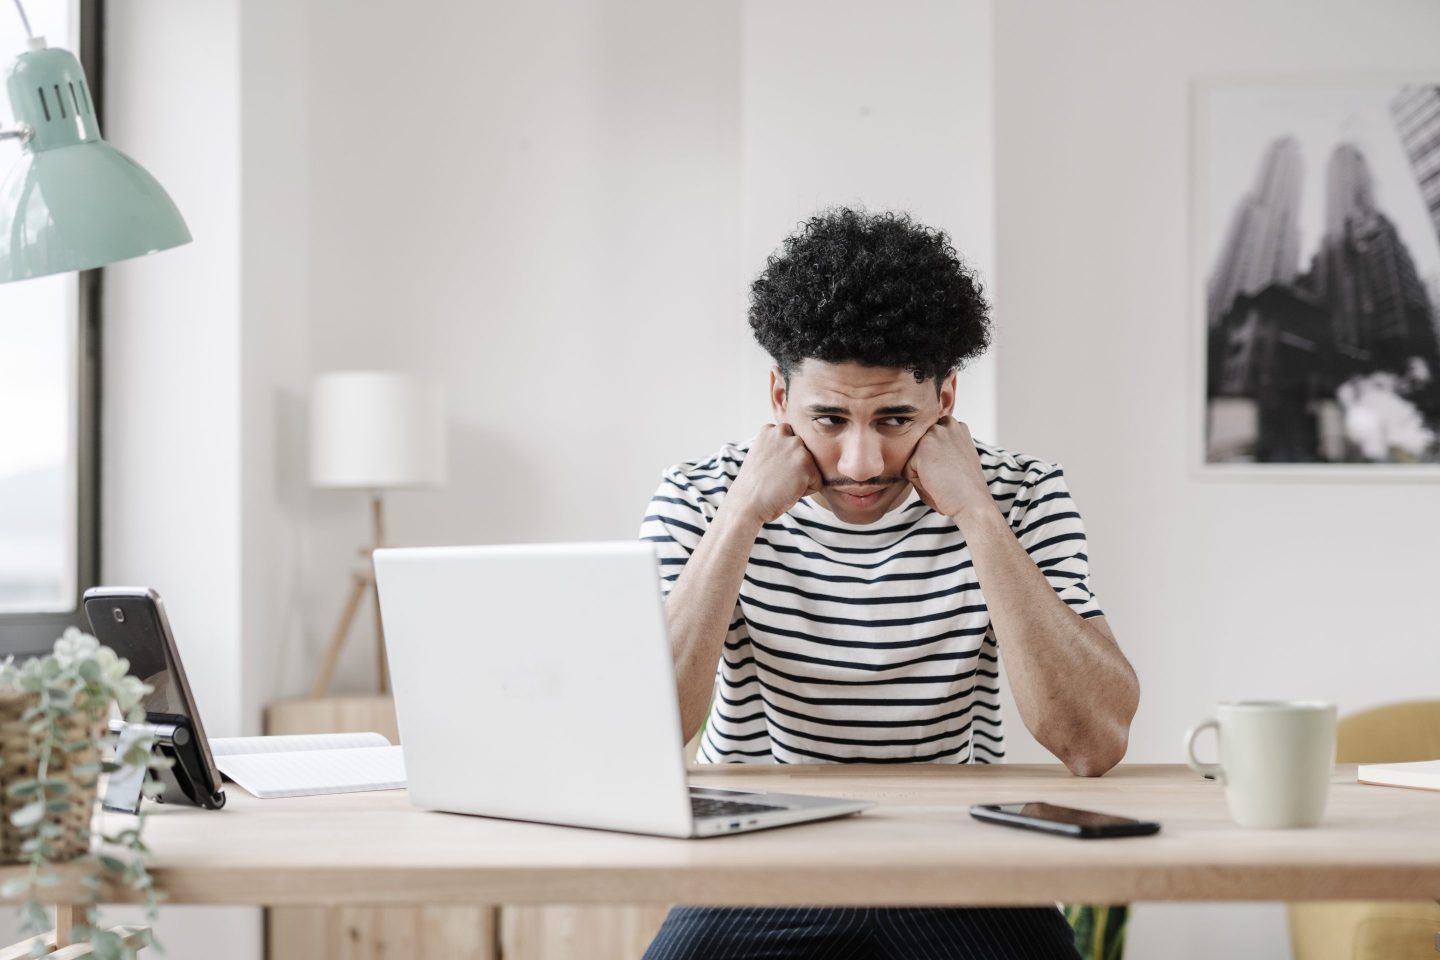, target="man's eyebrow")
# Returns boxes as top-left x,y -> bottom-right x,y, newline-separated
803,403 -> 919,416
